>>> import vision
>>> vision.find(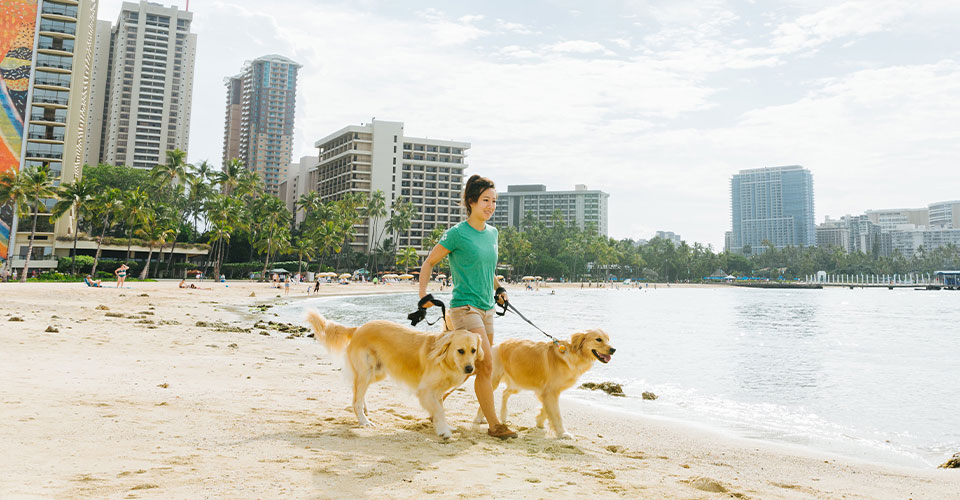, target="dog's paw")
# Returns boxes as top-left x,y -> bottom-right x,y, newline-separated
437,429 -> 452,440
557,431 -> 574,440
357,418 -> 375,427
